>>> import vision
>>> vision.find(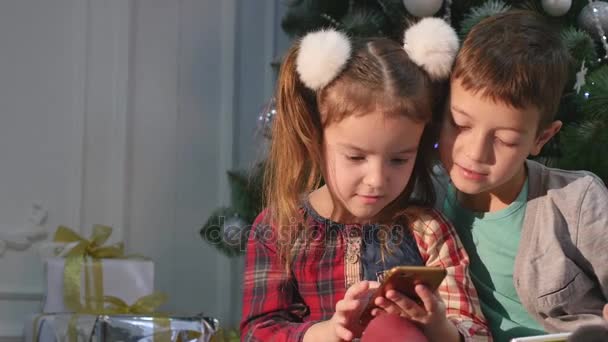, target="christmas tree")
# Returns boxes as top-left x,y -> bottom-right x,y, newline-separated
201,0 -> 608,256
